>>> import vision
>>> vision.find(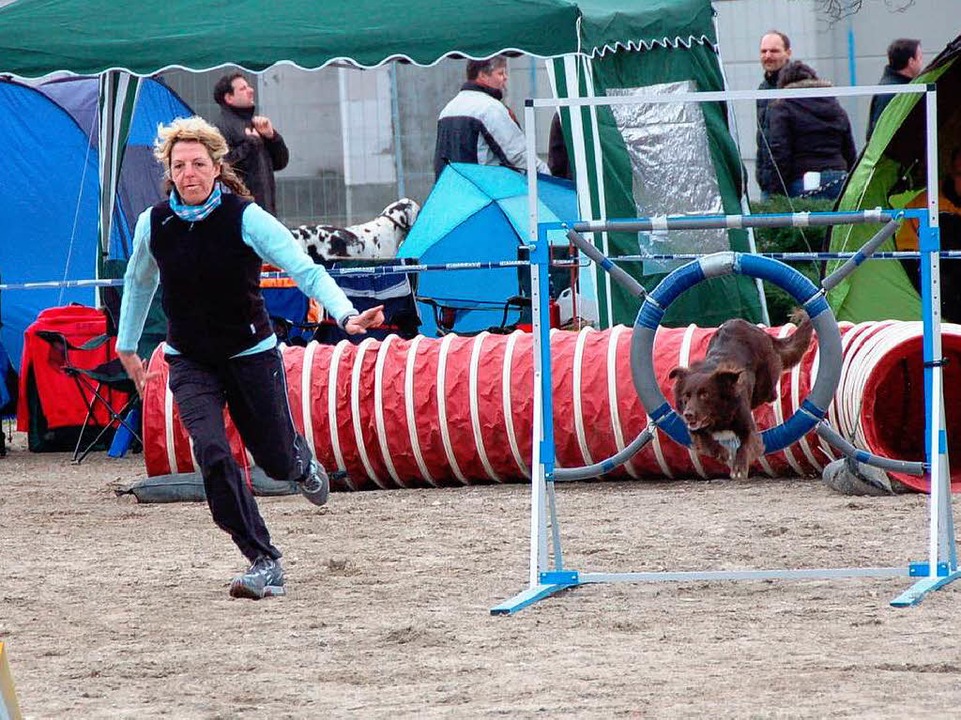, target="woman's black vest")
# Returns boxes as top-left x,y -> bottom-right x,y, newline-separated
150,194 -> 273,364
